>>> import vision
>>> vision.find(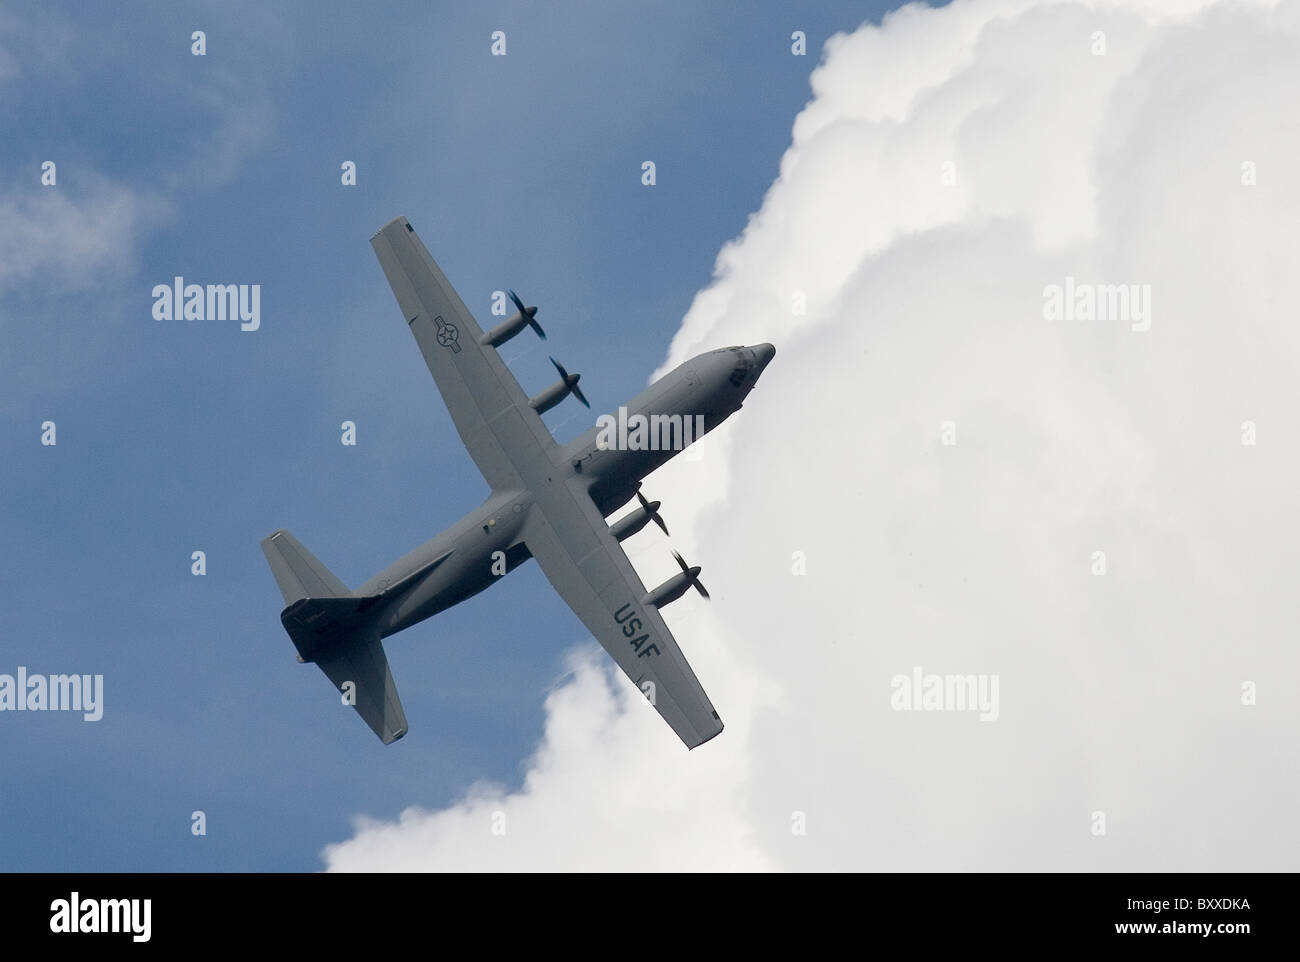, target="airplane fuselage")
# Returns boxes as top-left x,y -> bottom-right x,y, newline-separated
356,344 -> 773,638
